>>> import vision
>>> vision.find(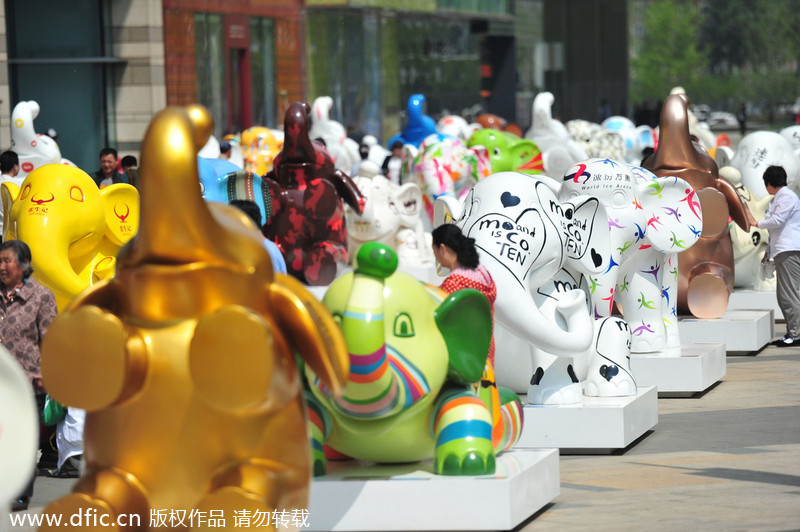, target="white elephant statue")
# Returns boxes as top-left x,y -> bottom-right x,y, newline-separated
525,92 -> 588,178
309,96 -> 361,173
566,119 -> 626,161
0,346 -> 38,523
346,161 -> 434,270
435,171 -> 636,404
559,158 -> 702,354
601,116 -> 656,164
725,131 -> 800,199
718,166 -> 774,290
779,125 -> 800,158
406,134 -> 491,222
10,100 -> 74,178
437,114 -> 479,140
361,134 -> 390,168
